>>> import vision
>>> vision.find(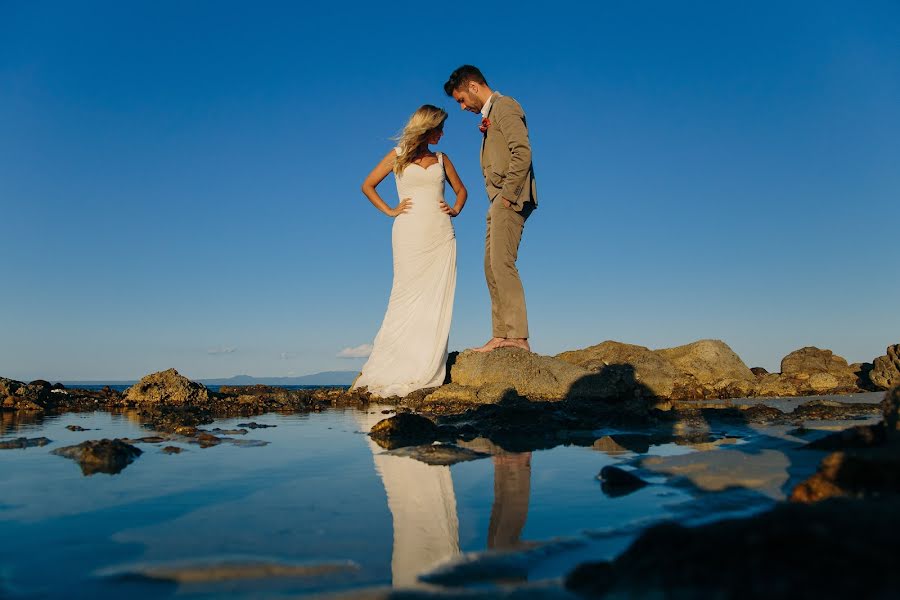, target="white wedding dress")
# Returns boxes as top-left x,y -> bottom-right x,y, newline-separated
352,149 -> 457,398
